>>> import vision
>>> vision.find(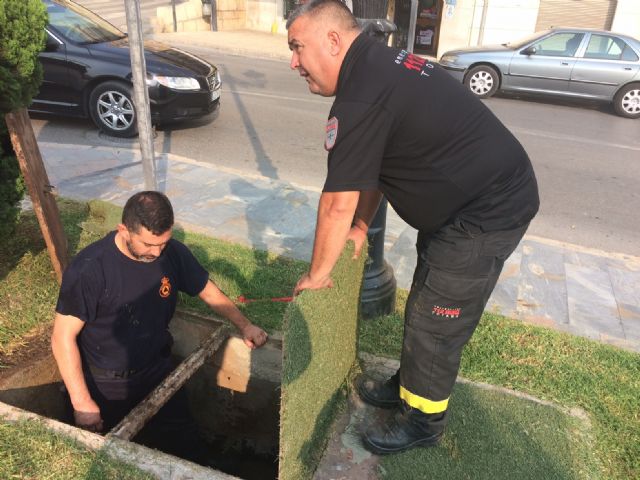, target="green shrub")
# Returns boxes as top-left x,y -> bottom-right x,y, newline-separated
0,0 -> 47,238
